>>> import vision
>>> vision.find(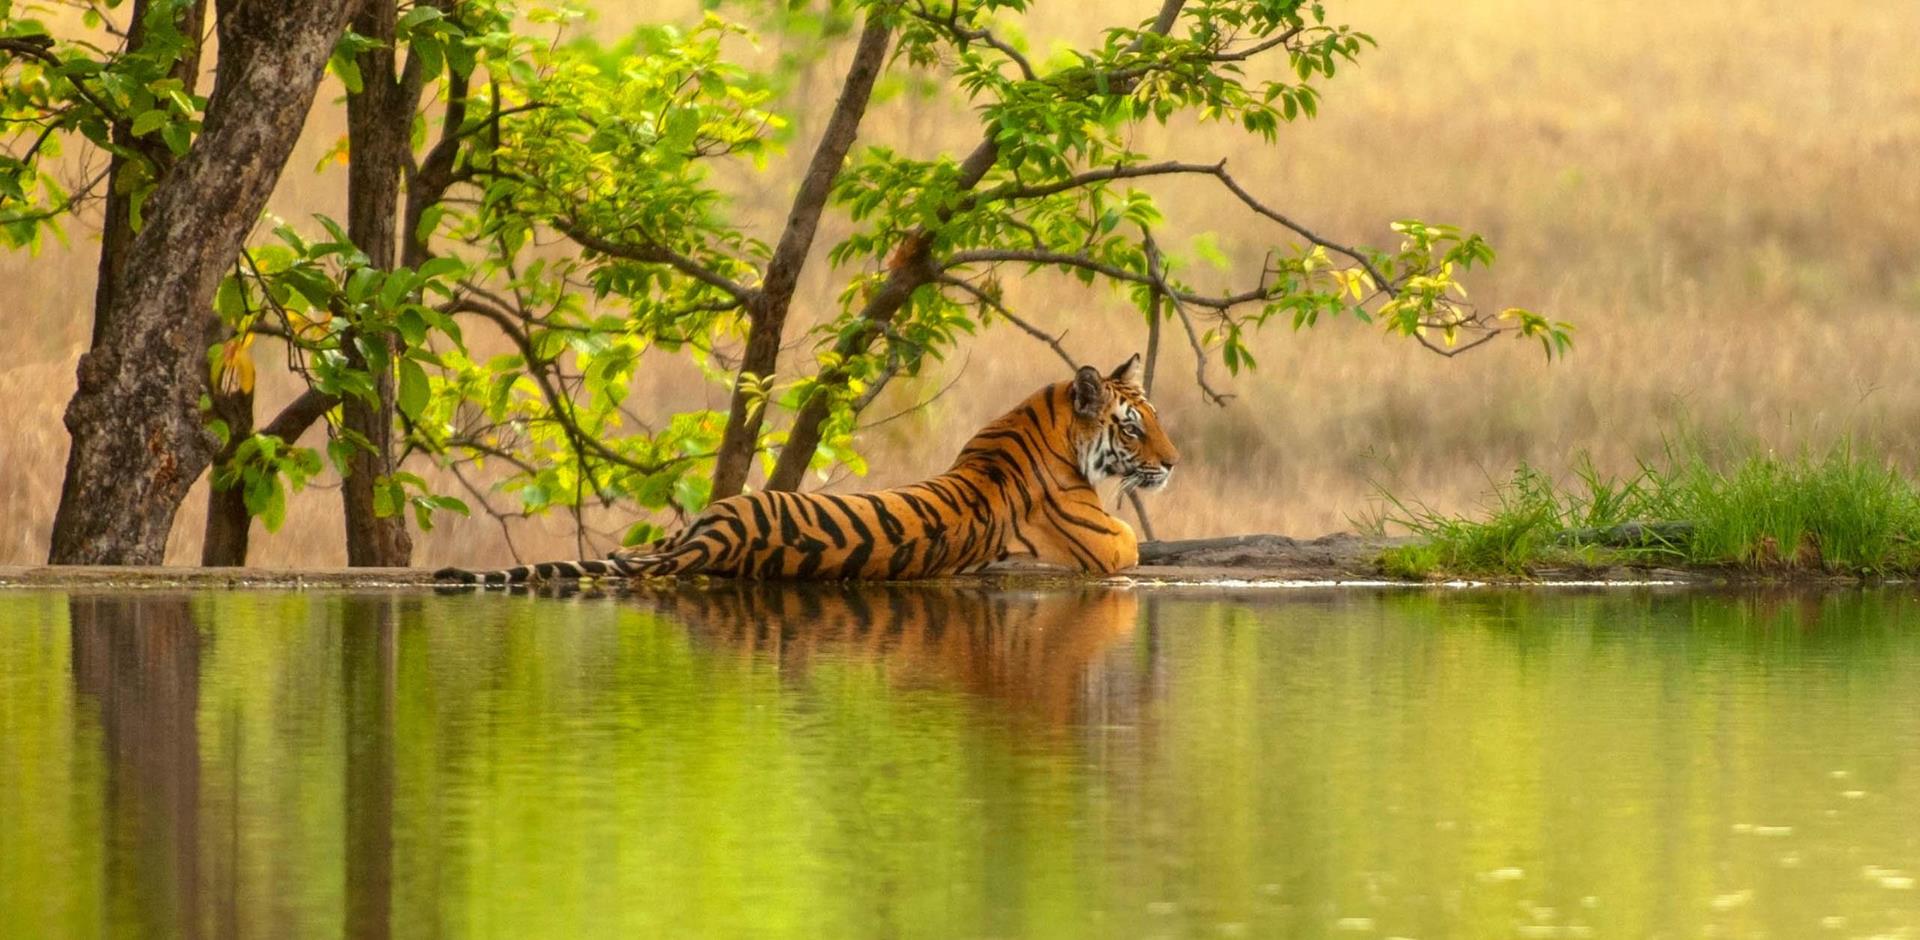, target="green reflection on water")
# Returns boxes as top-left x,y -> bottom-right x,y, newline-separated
3,586 -> 1920,938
